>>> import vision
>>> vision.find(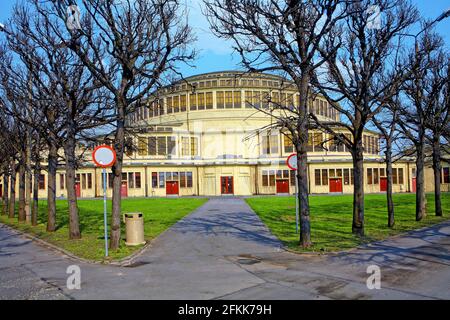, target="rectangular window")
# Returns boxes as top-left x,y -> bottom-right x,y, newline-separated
322,169 -> 328,185
60,174 -> 65,190
225,91 -> 233,108
180,172 -> 186,188
276,170 -> 282,179
253,91 -> 261,109
245,91 -> 253,108
190,93 -> 197,111
128,173 -> 135,188
313,133 -> 323,152
373,168 -> 379,185
159,172 -> 165,188
173,95 -> 180,112
284,134 -> 294,153
269,170 -> 275,186
315,169 -> 321,186
87,173 -> 92,189
39,174 -> 45,190
157,136 -> 167,155
81,174 -> 87,189
166,96 -> 173,114
398,168 -> 404,185
138,137 -> 148,156
307,133 -> 313,152
233,91 -> 241,108
367,168 -> 373,185
392,168 -> 398,184
270,134 -> 278,154
329,169 -> 335,178
290,170 -> 295,186
148,137 -> 157,155
187,172 -> 193,188
261,135 -> 270,155
180,95 -> 186,112
443,168 -> 450,184
216,91 -> 224,109
152,172 -> 158,188
380,168 -> 385,177
181,137 -> 190,156
198,93 -> 205,110
191,137 -> 198,156
344,169 -> 350,185
336,169 -> 342,177
168,137 -> 176,156
205,92 -> 213,109
262,170 -> 268,187
135,172 -> 141,188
